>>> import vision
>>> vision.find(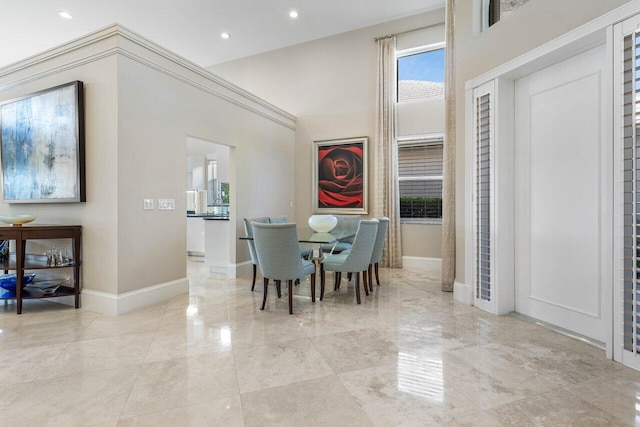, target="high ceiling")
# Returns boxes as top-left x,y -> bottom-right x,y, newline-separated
0,0 -> 444,69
